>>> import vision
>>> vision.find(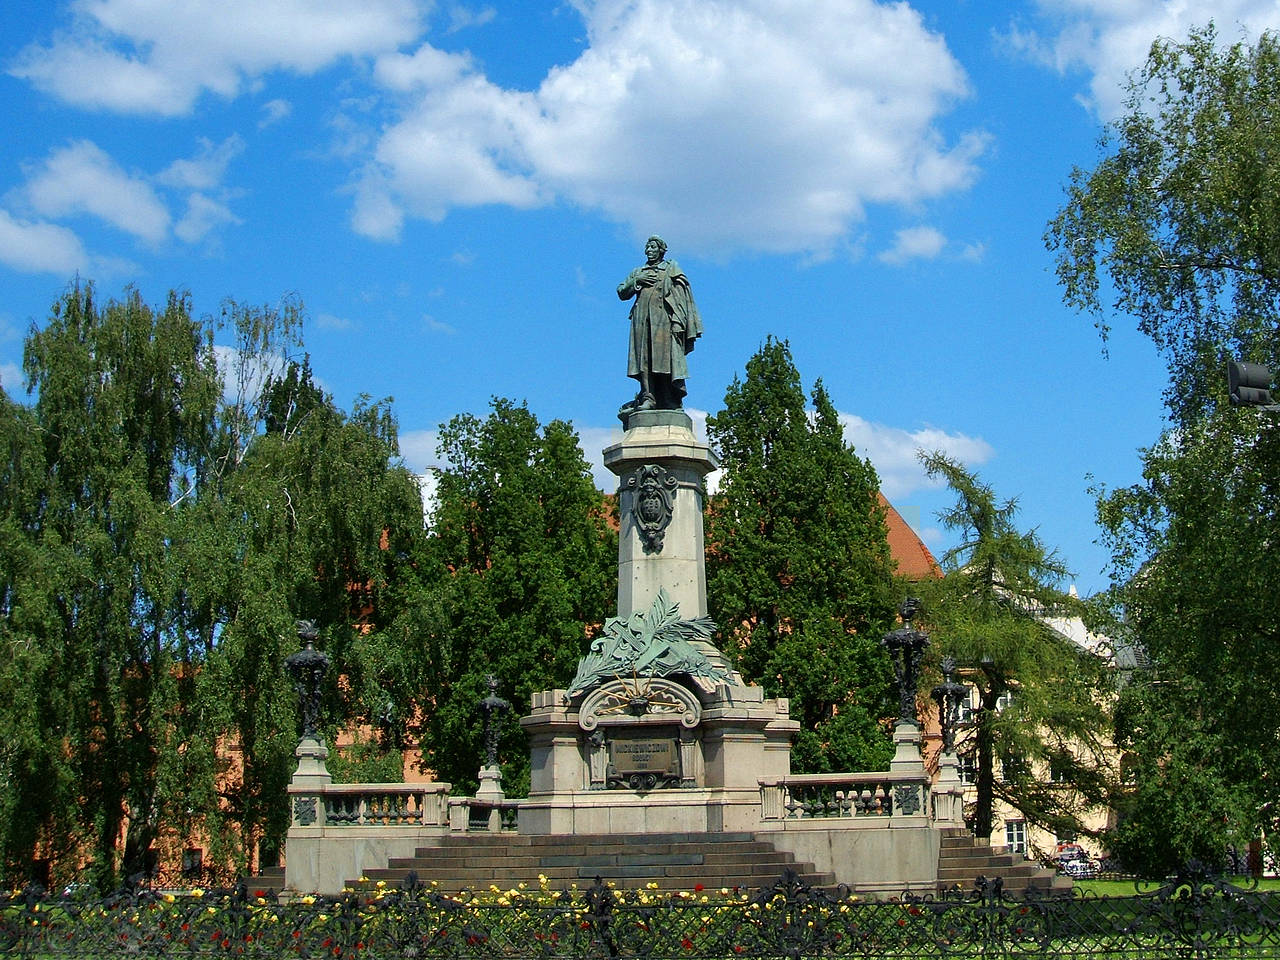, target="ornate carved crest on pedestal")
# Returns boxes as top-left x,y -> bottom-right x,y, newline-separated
579,676 -> 703,731
627,464 -> 677,553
